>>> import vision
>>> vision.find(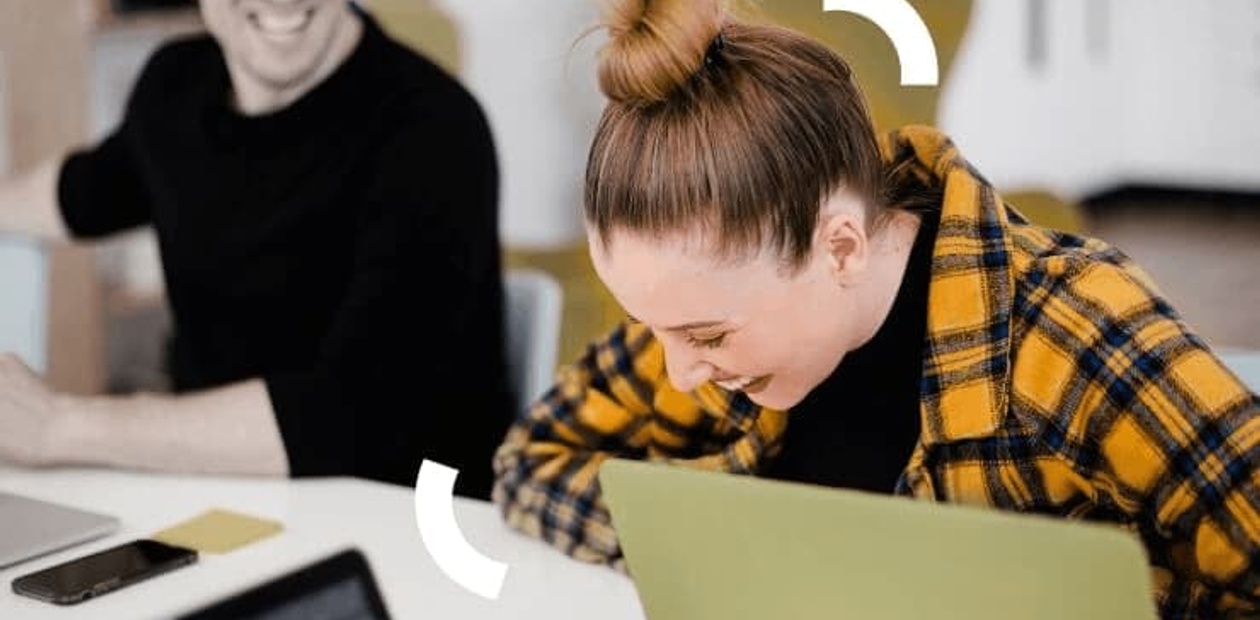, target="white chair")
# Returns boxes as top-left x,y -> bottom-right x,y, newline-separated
1218,349 -> 1260,393
0,236 -> 48,373
504,268 -> 564,415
